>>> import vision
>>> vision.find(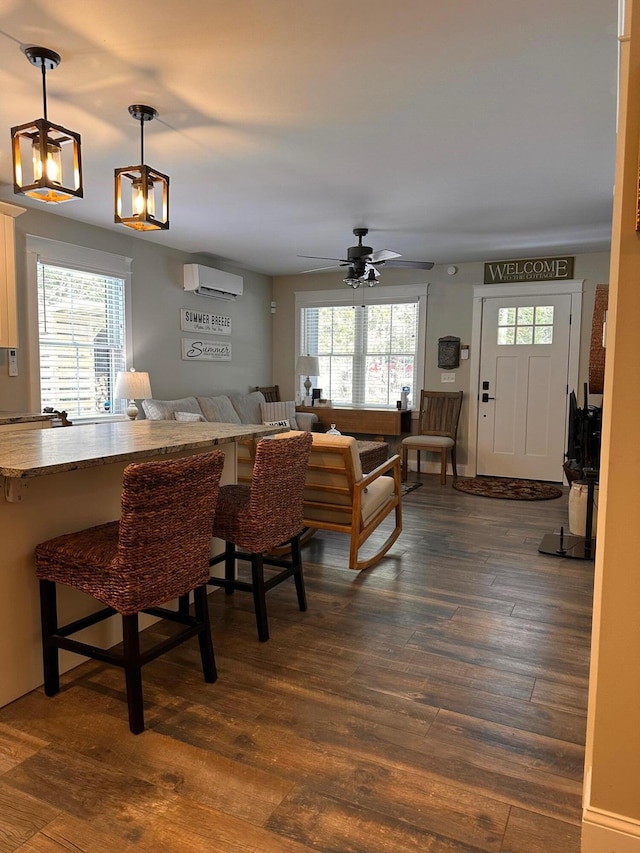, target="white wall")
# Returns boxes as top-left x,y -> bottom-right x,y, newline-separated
0,206 -> 273,410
